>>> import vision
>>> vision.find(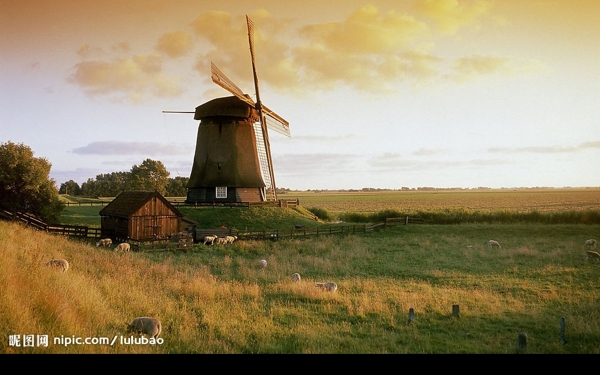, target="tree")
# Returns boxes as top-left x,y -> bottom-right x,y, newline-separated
129,159 -> 170,195
166,176 -> 189,197
0,141 -> 64,223
59,180 -> 81,195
